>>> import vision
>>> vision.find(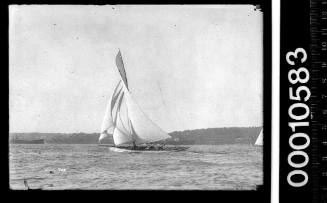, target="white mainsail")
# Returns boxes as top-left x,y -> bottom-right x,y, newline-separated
255,129 -> 263,146
124,88 -> 171,144
99,50 -> 171,146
